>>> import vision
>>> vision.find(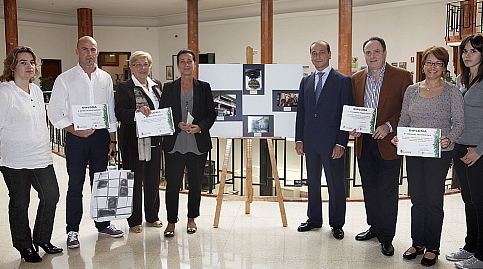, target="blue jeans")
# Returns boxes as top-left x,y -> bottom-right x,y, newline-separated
1,165 -> 59,249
